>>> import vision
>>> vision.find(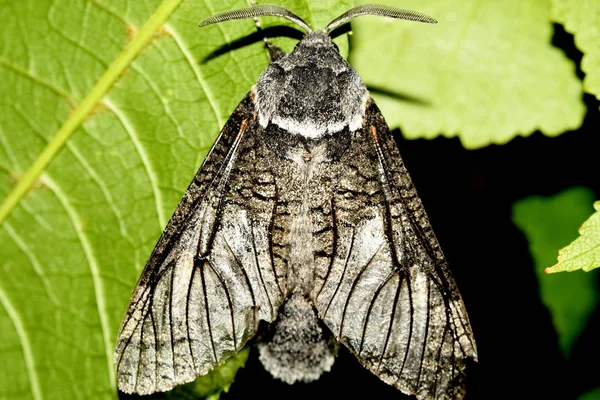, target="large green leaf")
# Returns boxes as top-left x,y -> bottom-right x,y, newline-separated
551,0 -> 600,101
0,1 -> 350,399
512,187 -> 598,356
350,0 -> 585,149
